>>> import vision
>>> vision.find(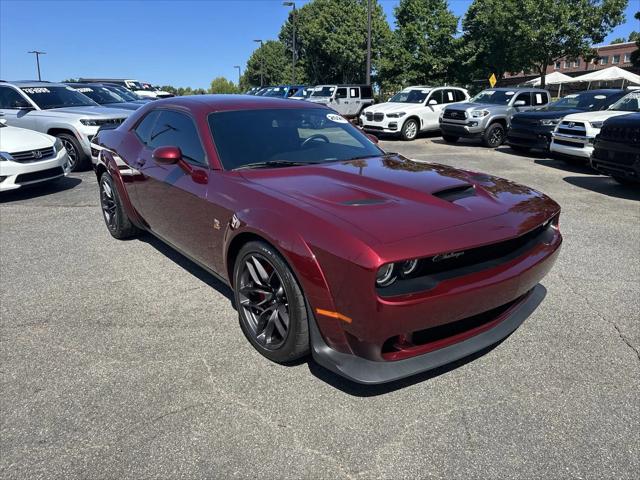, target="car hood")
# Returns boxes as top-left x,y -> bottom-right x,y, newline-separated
562,110 -> 633,123
42,106 -> 132,118
240,155 -> 558,245
0,125 -> 54,152
101,102 -> 142,111
446,102 -> 502,112
364,102 -> 424,114
514,108 -> 584,120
